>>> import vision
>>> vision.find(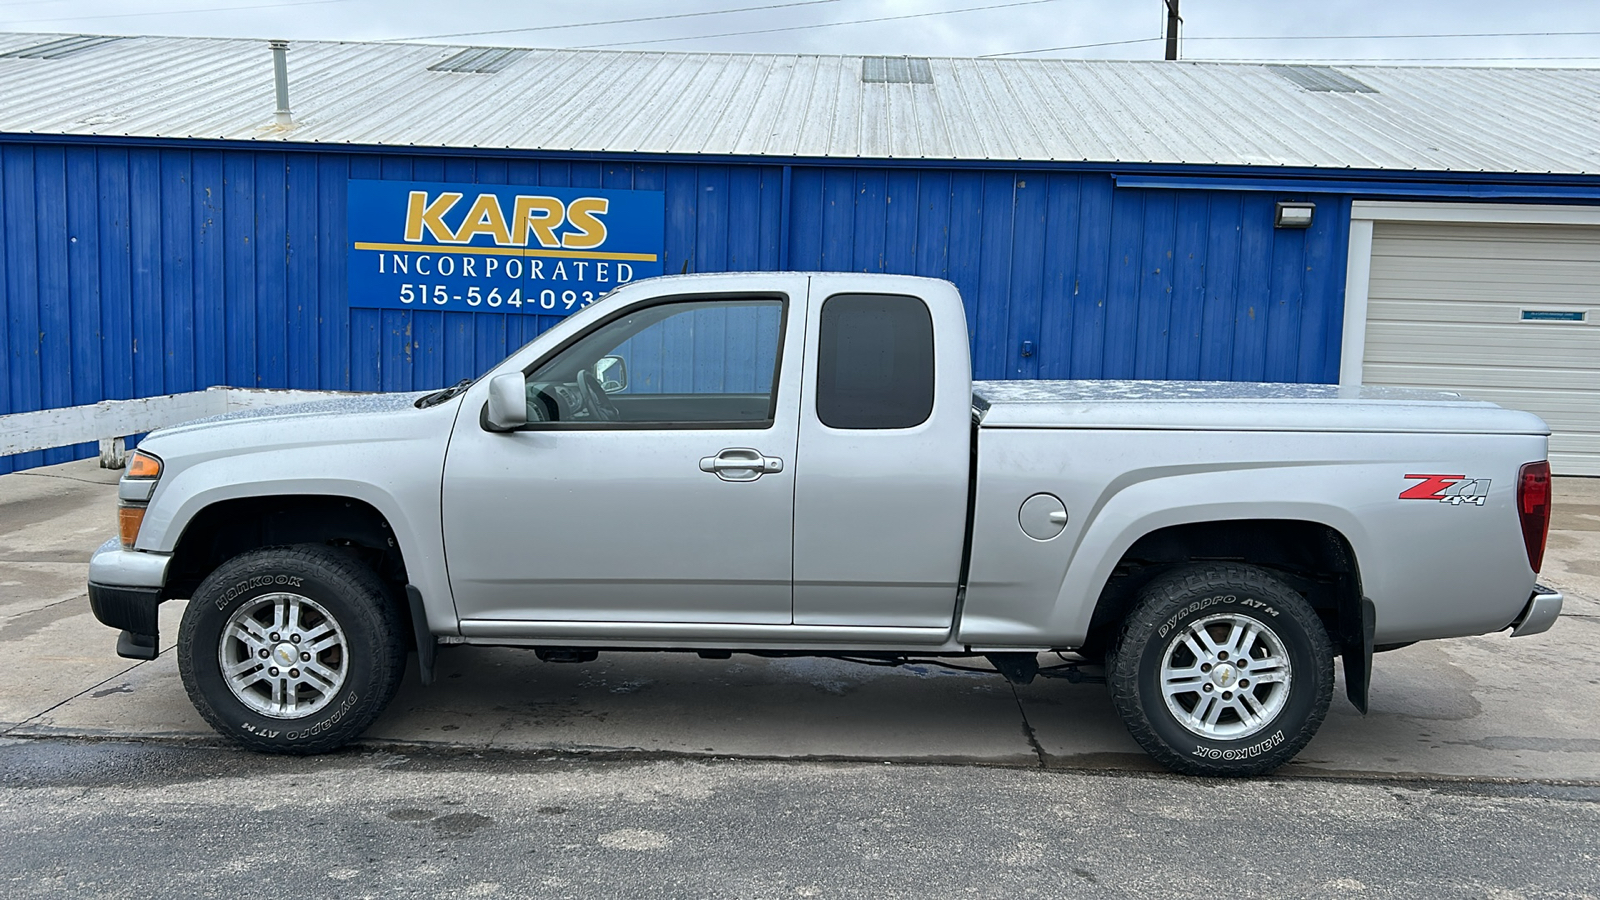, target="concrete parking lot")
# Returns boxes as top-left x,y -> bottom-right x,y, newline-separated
2,458 -> 1597,782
